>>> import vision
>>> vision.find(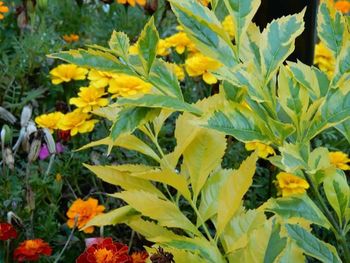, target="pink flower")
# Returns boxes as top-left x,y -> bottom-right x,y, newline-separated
39,143 -> 64,160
